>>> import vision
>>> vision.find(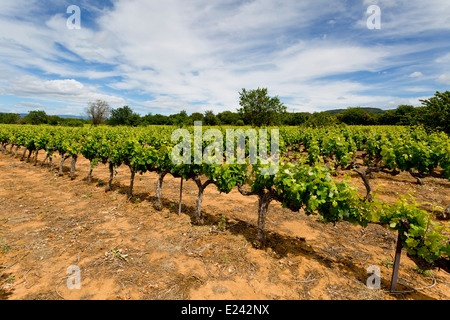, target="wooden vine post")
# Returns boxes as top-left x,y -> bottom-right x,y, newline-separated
178,177 -> 183,216
390,219 -> 410,292
390,232 -> 403,292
